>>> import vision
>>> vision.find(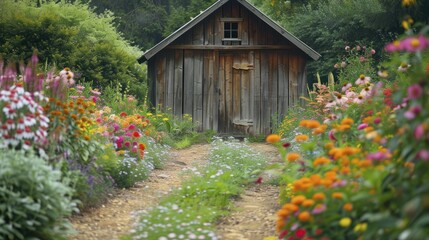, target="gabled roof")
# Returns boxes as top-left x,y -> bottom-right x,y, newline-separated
139,0 -> 321,62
